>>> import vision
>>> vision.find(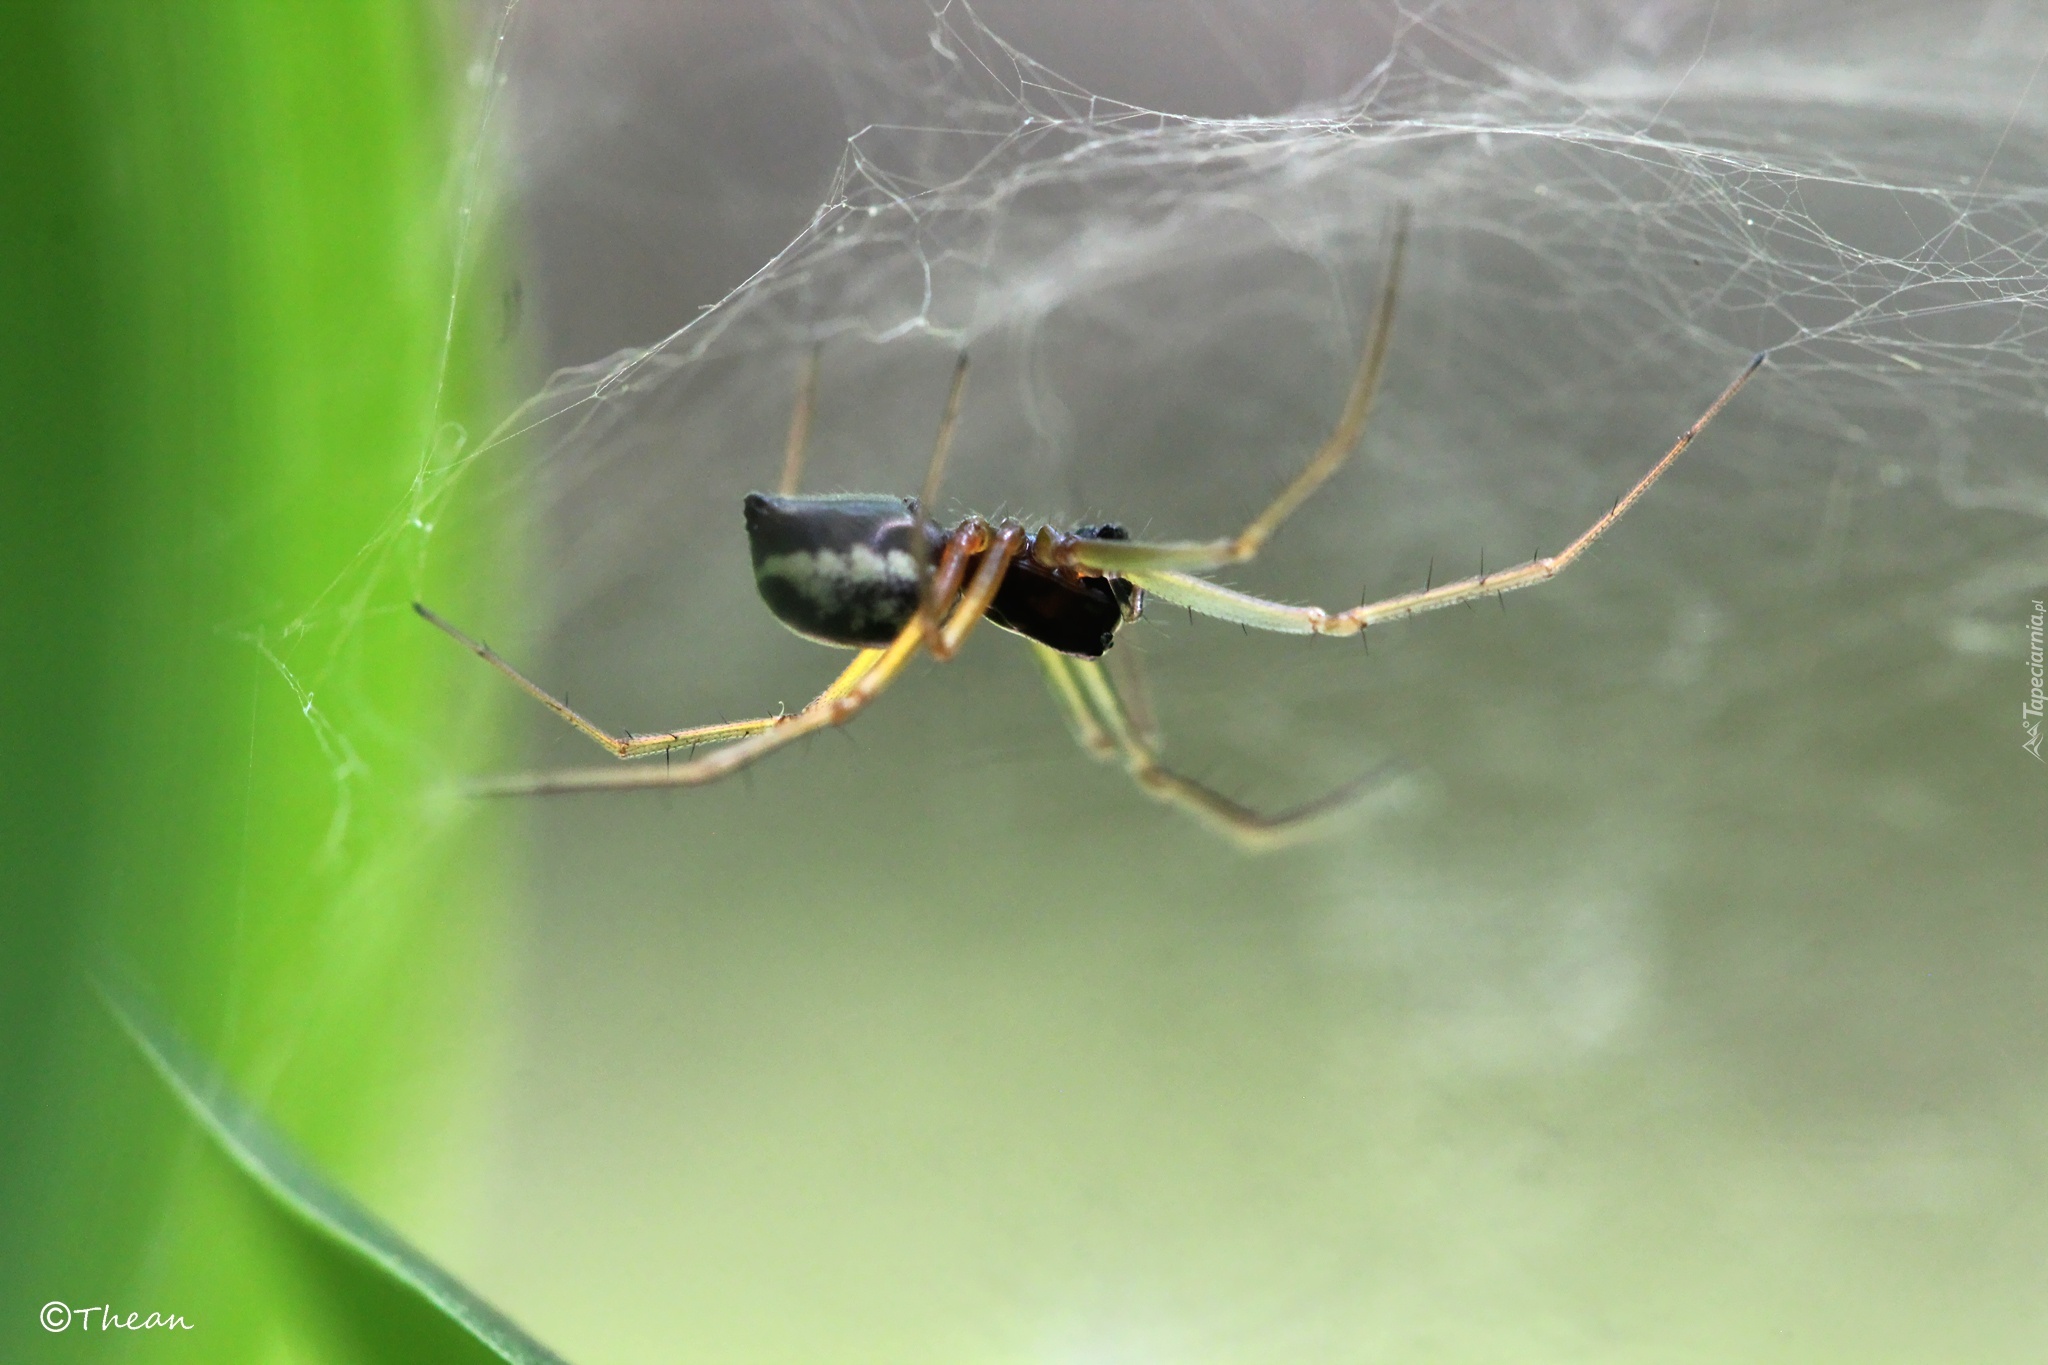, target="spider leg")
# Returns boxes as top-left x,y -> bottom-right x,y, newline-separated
1030,642 -> 1377,851
917,516 -> 993,654
919,351 -> 972,512
415,600 -> 824,755
1106,353 -> 1765,638
1061,204 -> 1409,577
469,625 -> 927,796
456,529 -> 1025,798
935,522 -> 1026,658
1101,636 -> 1162,750
776,344 -> 821,495
1032,642 -> 1119,759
